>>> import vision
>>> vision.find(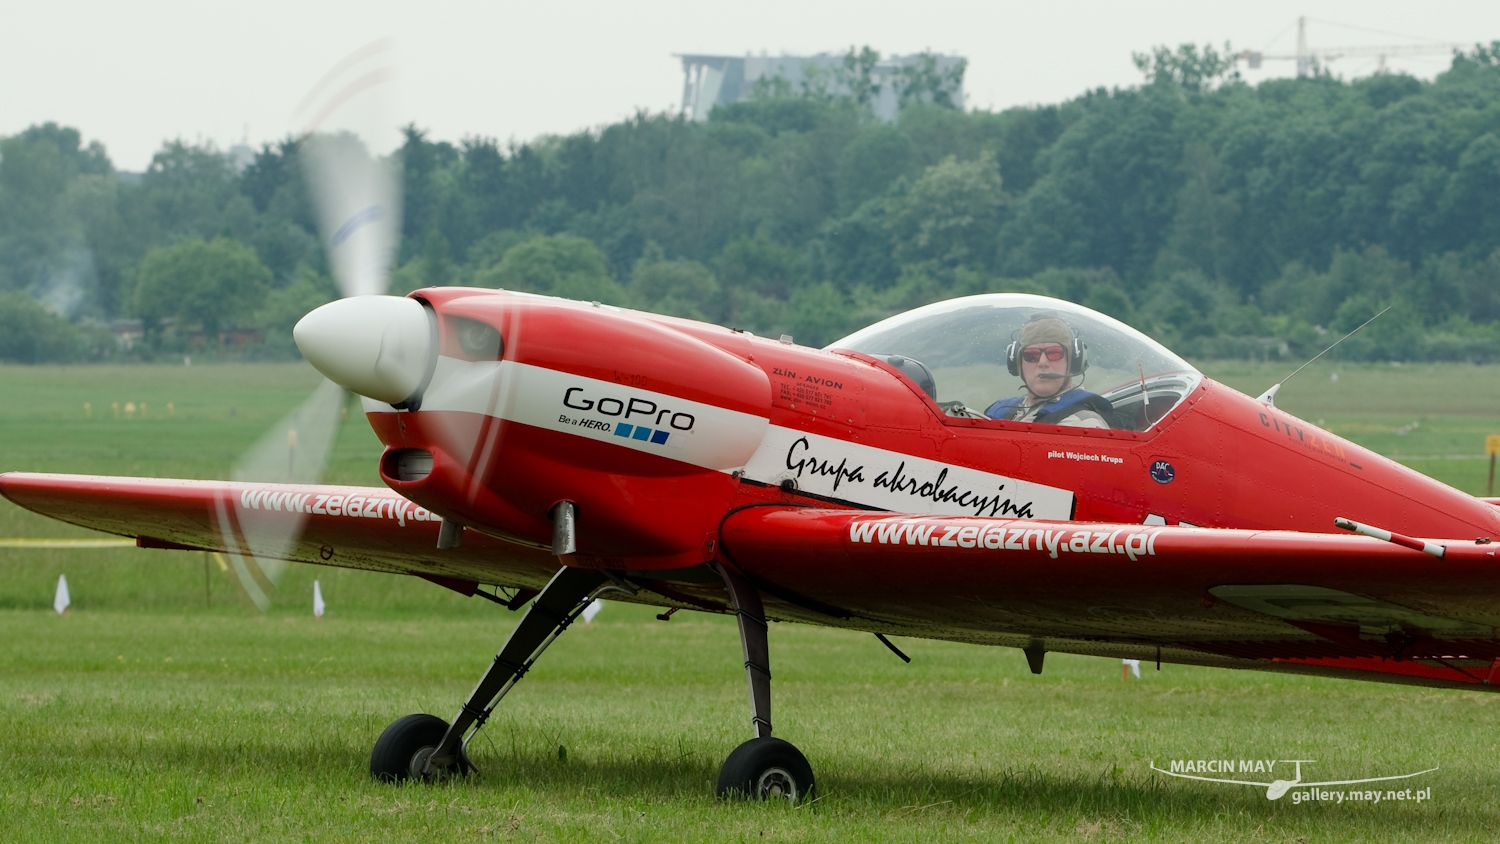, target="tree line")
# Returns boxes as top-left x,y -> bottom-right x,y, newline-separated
5,43 -> 1500,364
